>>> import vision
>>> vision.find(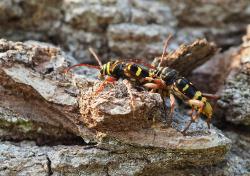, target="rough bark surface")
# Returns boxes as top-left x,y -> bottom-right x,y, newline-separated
189,46 -> 240,93
217,26 -> 250,126
0,0 -> 249,63
0,39 -> 232,175
1,0 -> 250,175
0,130 -> 249,176
152,39 -> 217,76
